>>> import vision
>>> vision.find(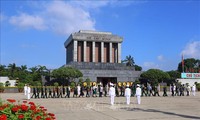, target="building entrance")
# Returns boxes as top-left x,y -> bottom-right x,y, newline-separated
97,77 -> 117,87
